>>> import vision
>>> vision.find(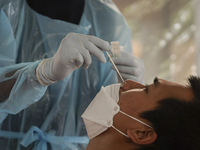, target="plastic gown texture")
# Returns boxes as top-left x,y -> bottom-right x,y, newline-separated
0,0 -> 132,149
